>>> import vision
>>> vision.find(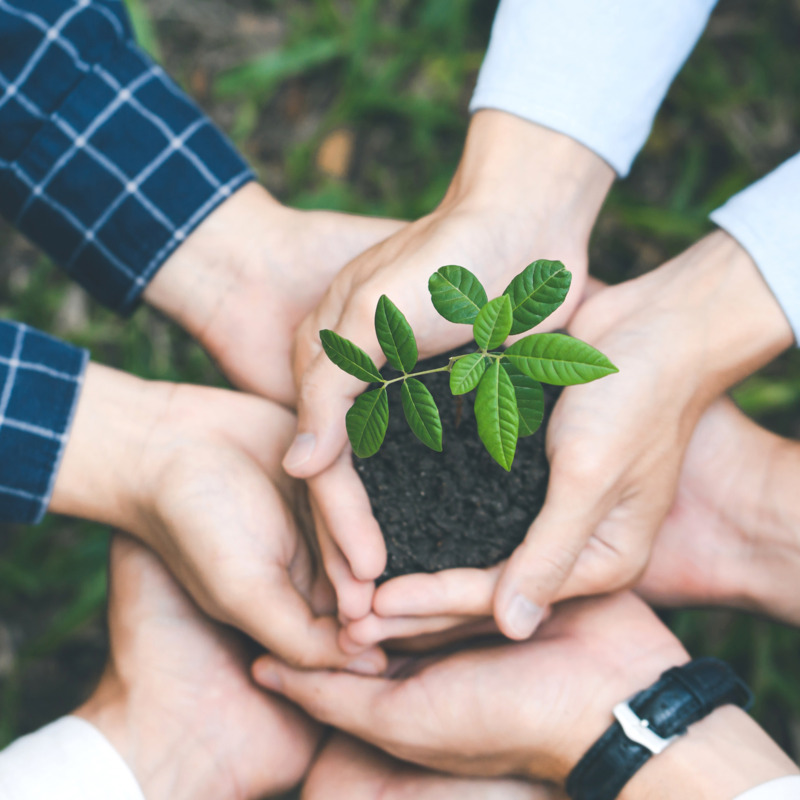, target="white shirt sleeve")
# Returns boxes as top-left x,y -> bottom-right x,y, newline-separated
733,775 -> 800,799
0,716 -> 145,800
710,153 -> 800,344
470,0 -> 718,176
